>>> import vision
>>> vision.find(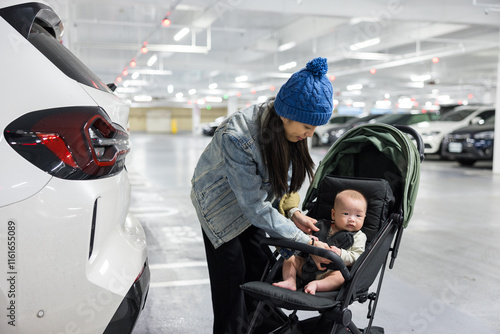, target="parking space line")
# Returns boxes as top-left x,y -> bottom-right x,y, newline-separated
150,278 -> 210,288
150,261 -> 207,270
